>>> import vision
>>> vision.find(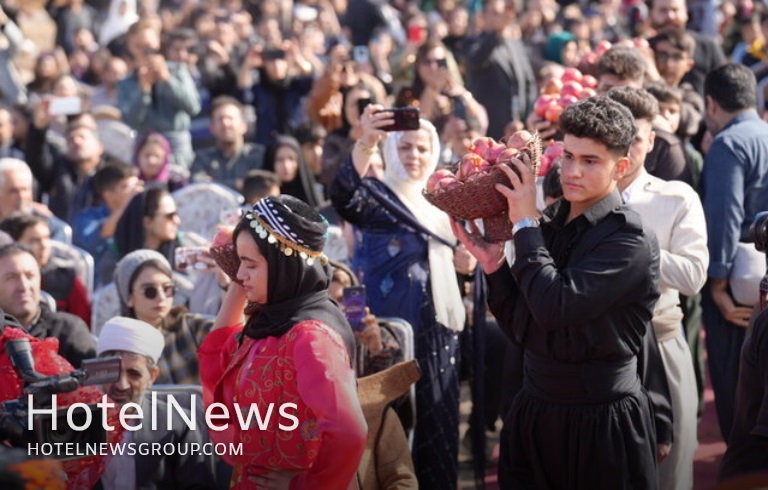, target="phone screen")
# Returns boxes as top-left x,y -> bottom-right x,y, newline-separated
352,45 -> 370,64
342,286 -> 367,332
